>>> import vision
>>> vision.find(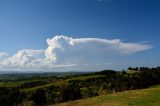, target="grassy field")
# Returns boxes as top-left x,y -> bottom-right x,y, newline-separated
54,85 -> 160,106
